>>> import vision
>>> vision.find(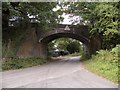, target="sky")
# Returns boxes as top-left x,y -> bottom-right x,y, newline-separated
60,13 -> 81,25
53,5 -> 81,25
27,5 -> 80,25
27,4 -> 81,25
